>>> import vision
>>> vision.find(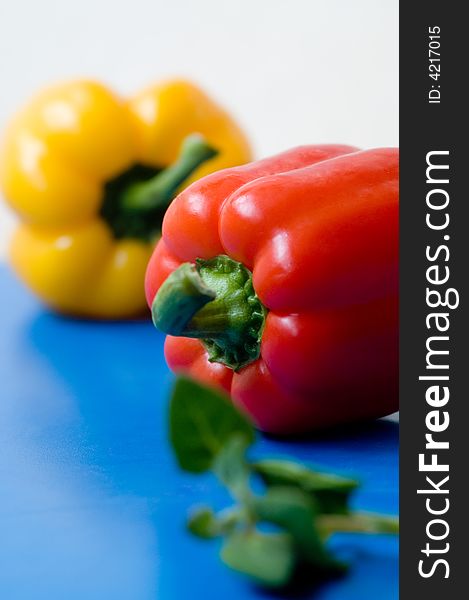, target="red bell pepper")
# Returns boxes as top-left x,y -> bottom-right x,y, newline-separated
145,145 -> 399,434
